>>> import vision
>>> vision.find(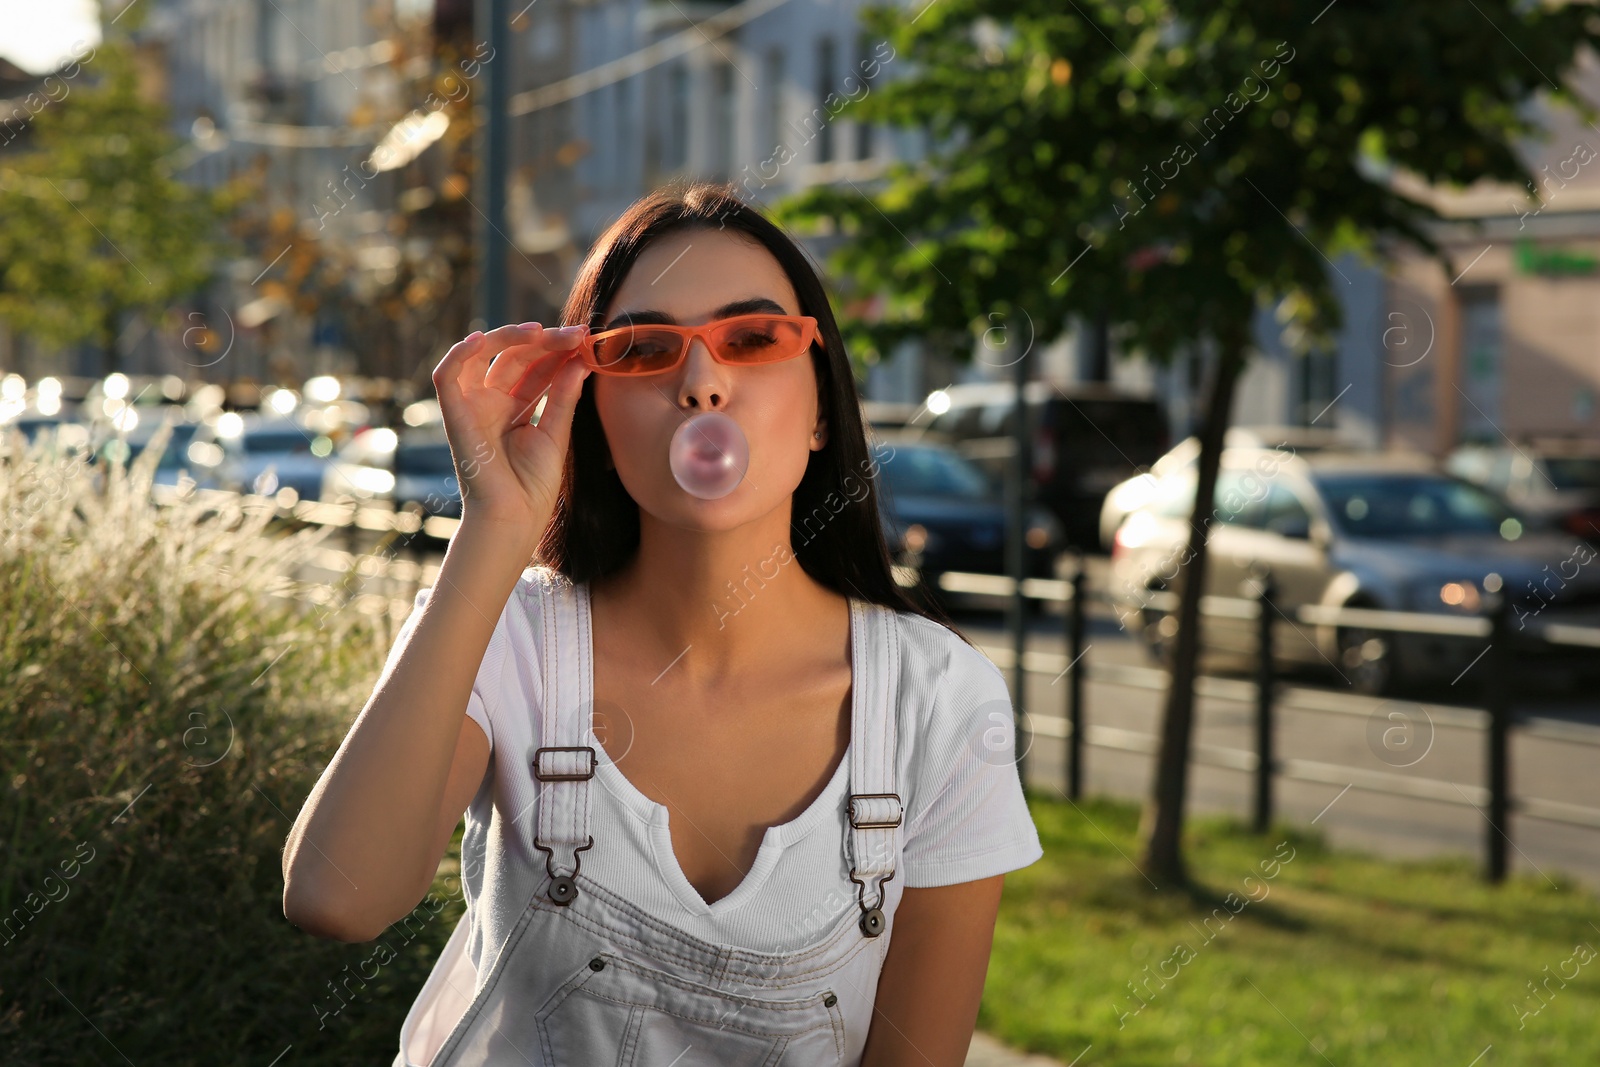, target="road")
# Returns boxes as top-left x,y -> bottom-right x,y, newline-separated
947,557 -> 1600,894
